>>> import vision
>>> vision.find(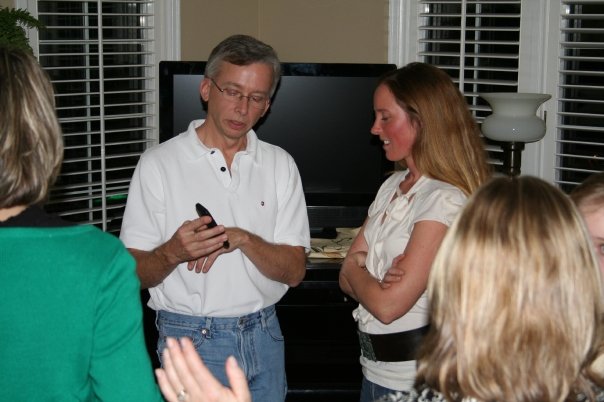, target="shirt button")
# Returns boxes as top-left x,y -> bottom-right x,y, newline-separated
220,167 -> 226,172
210,150 -> 215,154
